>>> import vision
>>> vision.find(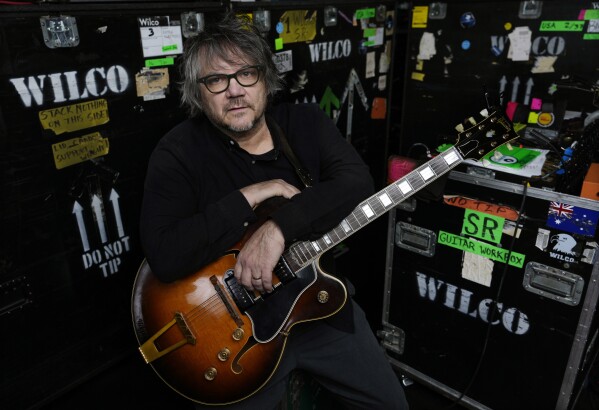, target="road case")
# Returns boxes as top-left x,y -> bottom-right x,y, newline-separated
380,169 -> 599,409
0,3 -> 223,409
